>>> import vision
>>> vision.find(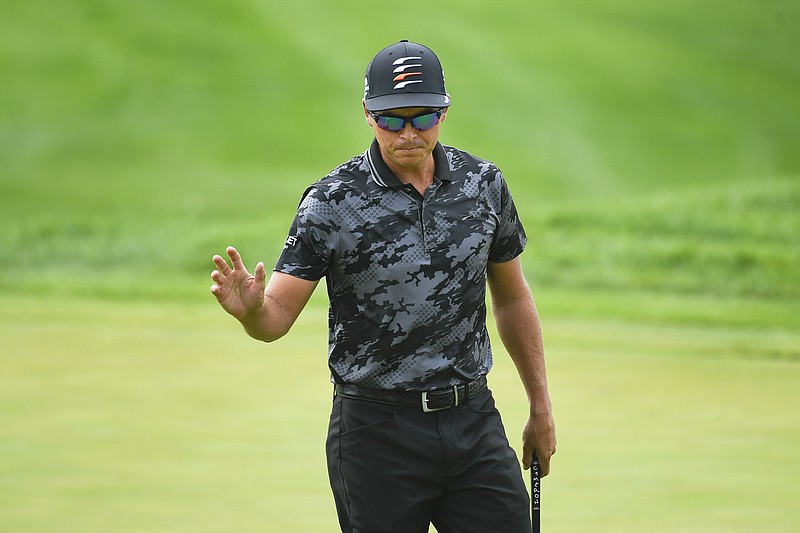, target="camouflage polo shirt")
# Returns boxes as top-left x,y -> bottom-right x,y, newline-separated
274,139 -> 527,391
